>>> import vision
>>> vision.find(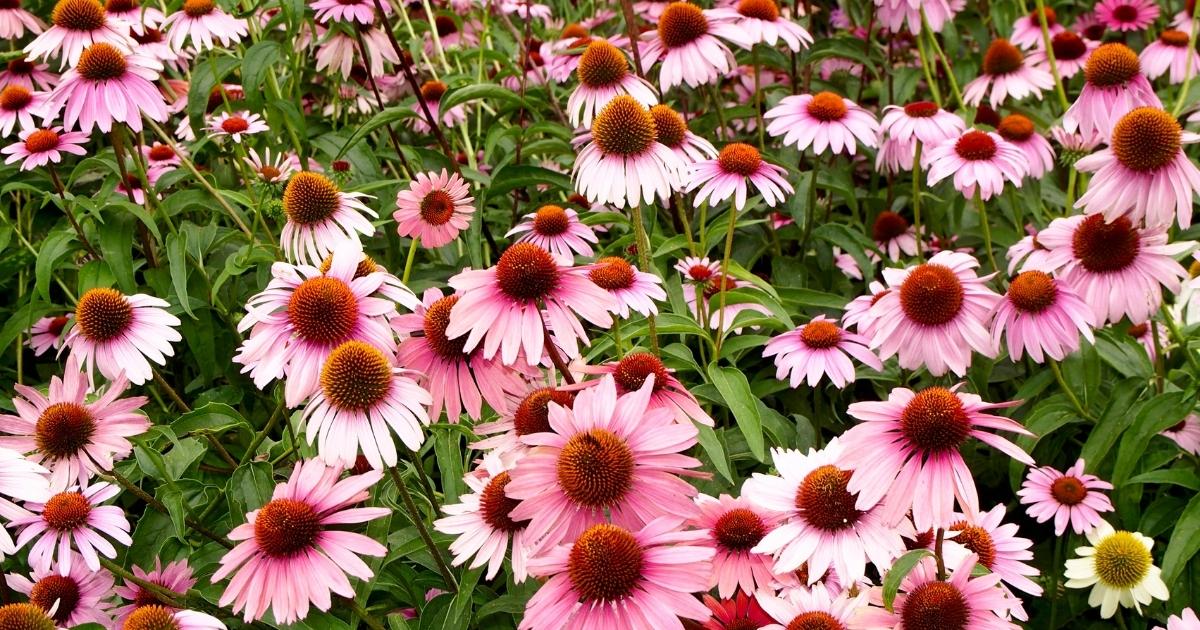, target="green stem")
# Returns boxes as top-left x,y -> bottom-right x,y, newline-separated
1160,303 -> 1200,372
402,236 -> 420,284
1034,0 -> 1070,112
240,399 -> 285,465
972,192 -> 998,274
1049,359 -> 1092,420
629,204 -> 659,352
922,8 -> 963,111
341,596 -> 387,630
713,209 -> 739,357
387,467 -> 458,592
708,85 -> 728,140
753,47 -> 765,150
912,141 -> 924,257
1066,167 -> 1078,210
914,33 -> 943,107
1173,0 -> 1200,116
1049,534 -> 1063,628
673,191 -> 697,255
